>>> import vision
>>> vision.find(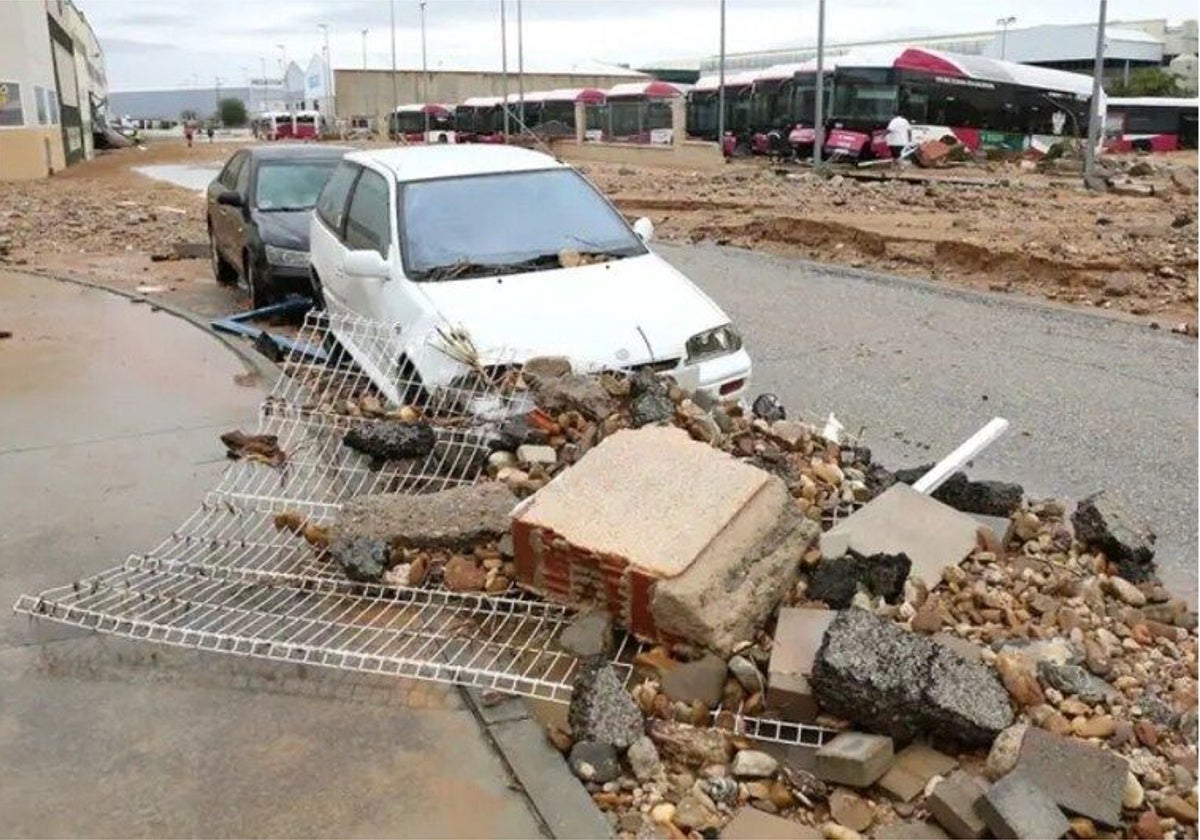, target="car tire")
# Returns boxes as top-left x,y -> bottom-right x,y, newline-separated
245,255 -> 273,310
308,269 -> 327,310
209,224 -> 238,285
